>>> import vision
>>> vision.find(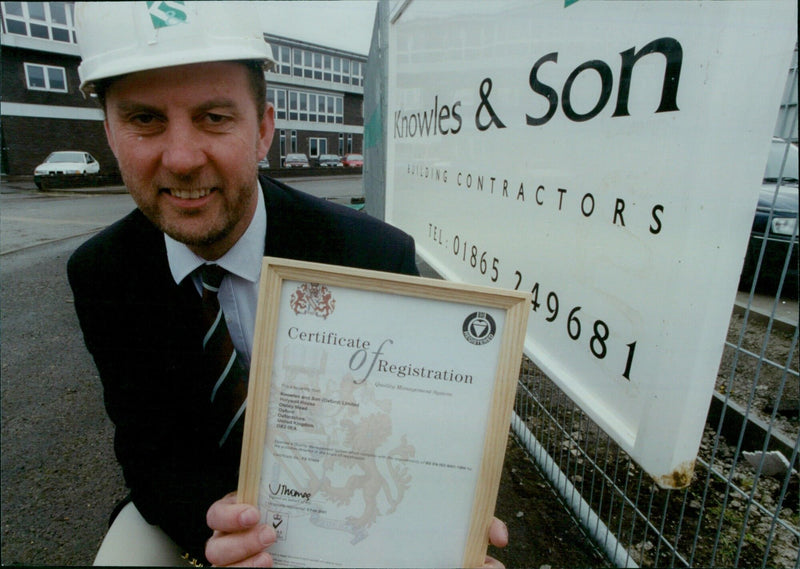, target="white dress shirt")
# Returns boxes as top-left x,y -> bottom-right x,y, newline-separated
164,185 -> 266,367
